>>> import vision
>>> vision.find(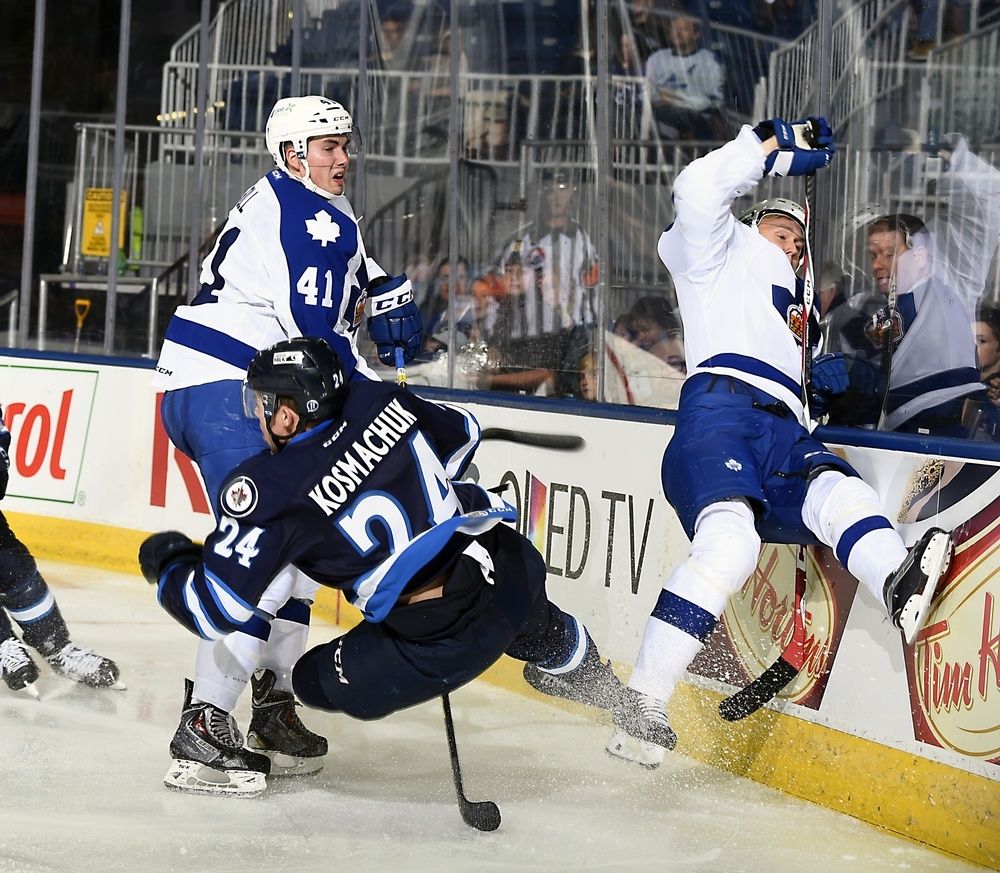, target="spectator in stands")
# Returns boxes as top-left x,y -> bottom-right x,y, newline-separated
490,168 -> 597,369
857,209 -> 999,436
752,0 -> 817,40
907,0 -> 972,59
975,306 -> 1000,406
627,0 -> 670,61
823,152 -> 1000,438
577,347 -> 599,401
489,168 -> 599,396
611,14 -> 646,135
645,6 -> 727,140
378,2 -> 411,68
627,295 -> 682,353
417,256 -> 471,358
